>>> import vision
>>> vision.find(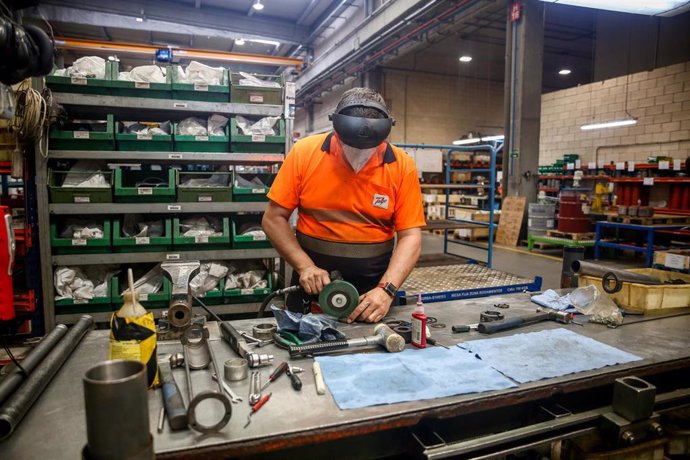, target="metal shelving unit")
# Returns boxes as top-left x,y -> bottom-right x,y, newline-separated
37,89 -> 288,327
